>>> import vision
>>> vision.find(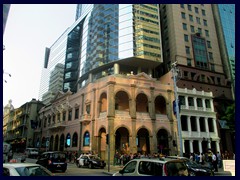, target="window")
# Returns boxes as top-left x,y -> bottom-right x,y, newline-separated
209,52 -> 213,60
190,25 -> 195,33
180,4 -> 184,9
181,12 -> 186,19
198,28 -> 202,34
210,64 -> 215,71
182,23 -> 187,30
72,133 -> 78,147
75,108 -> 79,119
185,46 -> 190,54
189,14 -> 193,21
188,4 -> 192,11
205,30 -> 209,37
83,131 -> 90,146
195,7 -> 199,13
202,9 -> 206,16
196,17 -> 201,24
203,19 -> 207,26
63,111 -> 66,121
184,34 -> 189,42
122,161 -> 137,174
86,104 -> 91,114
68,110 -> 72,121
187,58 -> 192,66
66,133 -> 71,147
192,36 -> 208,69
207,41 -> 212,48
